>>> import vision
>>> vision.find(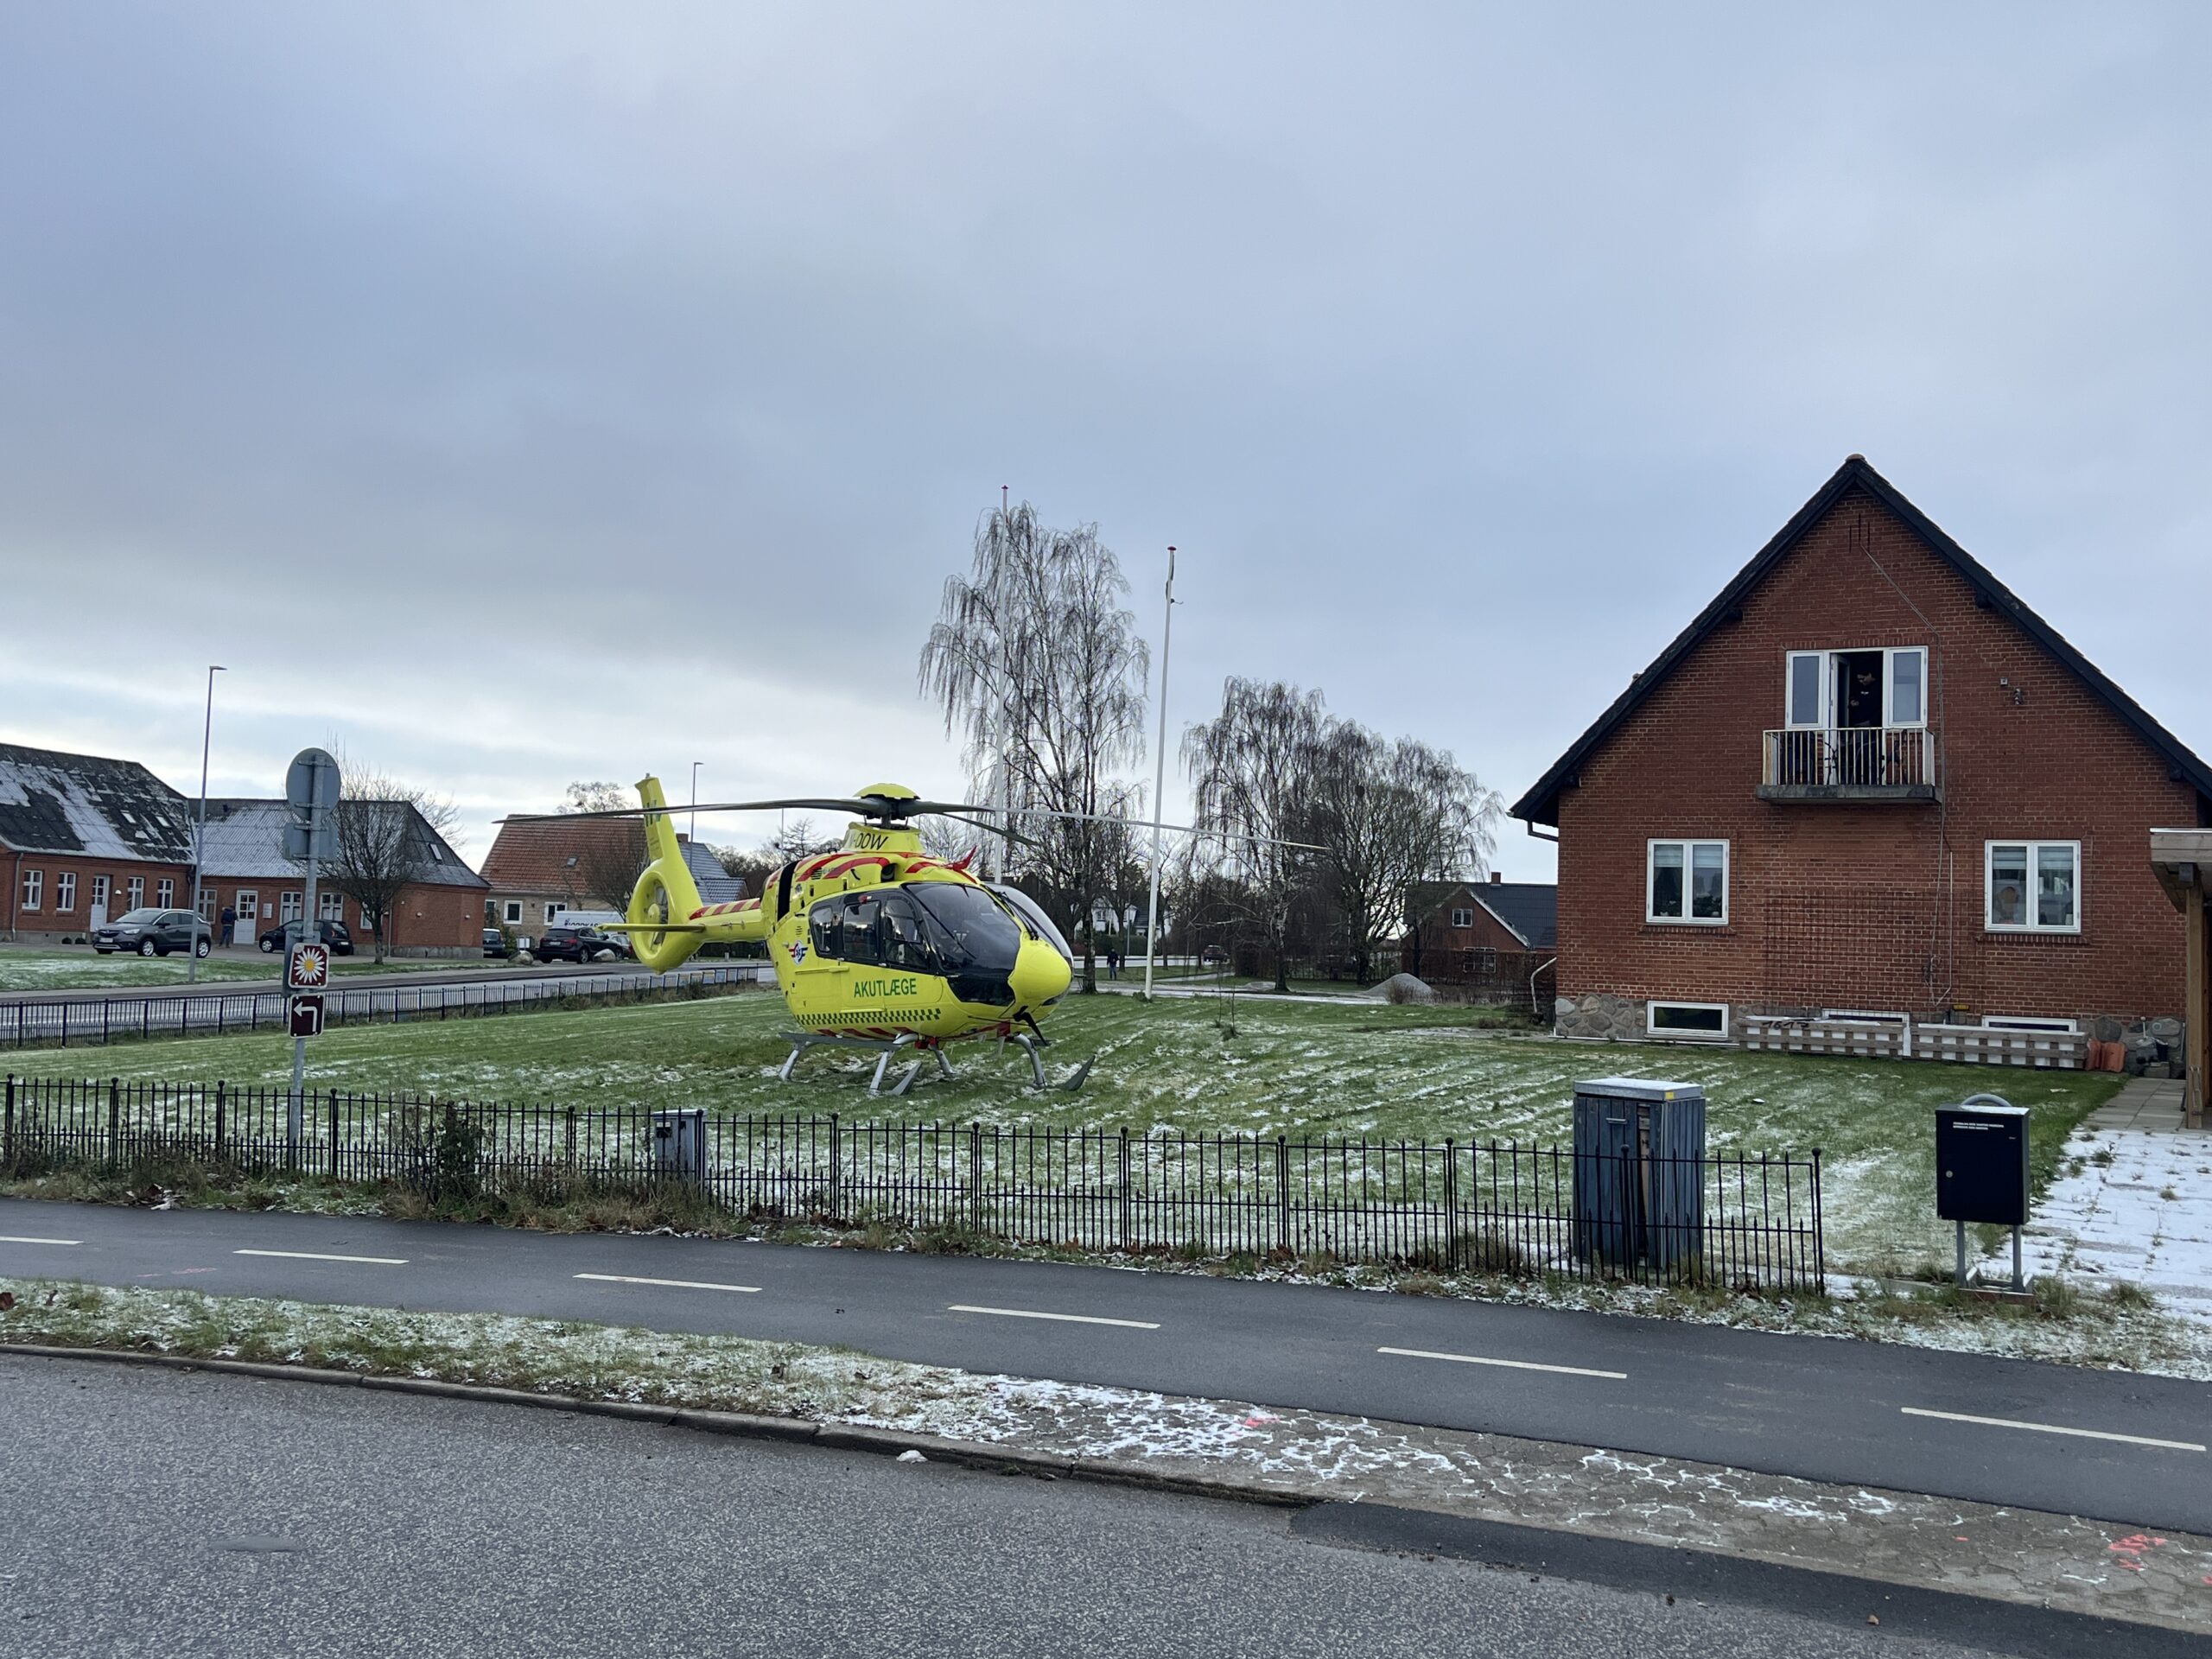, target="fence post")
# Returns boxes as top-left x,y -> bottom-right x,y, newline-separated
1118,1127 -> 1131,1247
1442,1139 -> 1459,1272
829,1114 -> 842,1224
107,1077 -> 121,1166
214,1080 -> 227,1162
328,1090 -> 340,1181
1810,1147 -> 1825,1294
1275,1136 -> 1291,1257
3,1074 -> 14,1170
969,1122 -> 983,1235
